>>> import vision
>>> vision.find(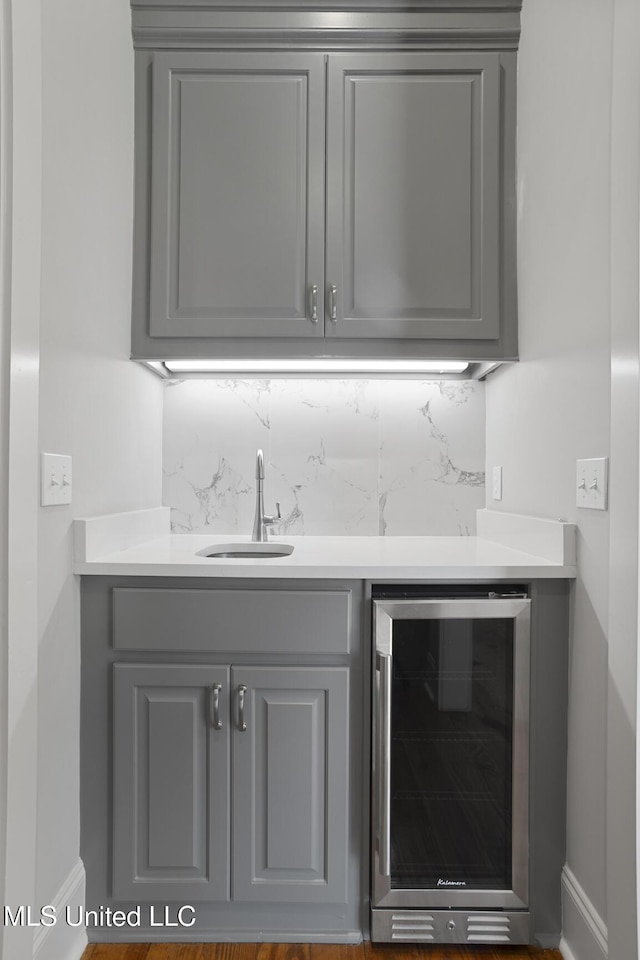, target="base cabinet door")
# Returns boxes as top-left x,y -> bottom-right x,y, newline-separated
232,666 -> 349,903
112,663 -> 230,901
